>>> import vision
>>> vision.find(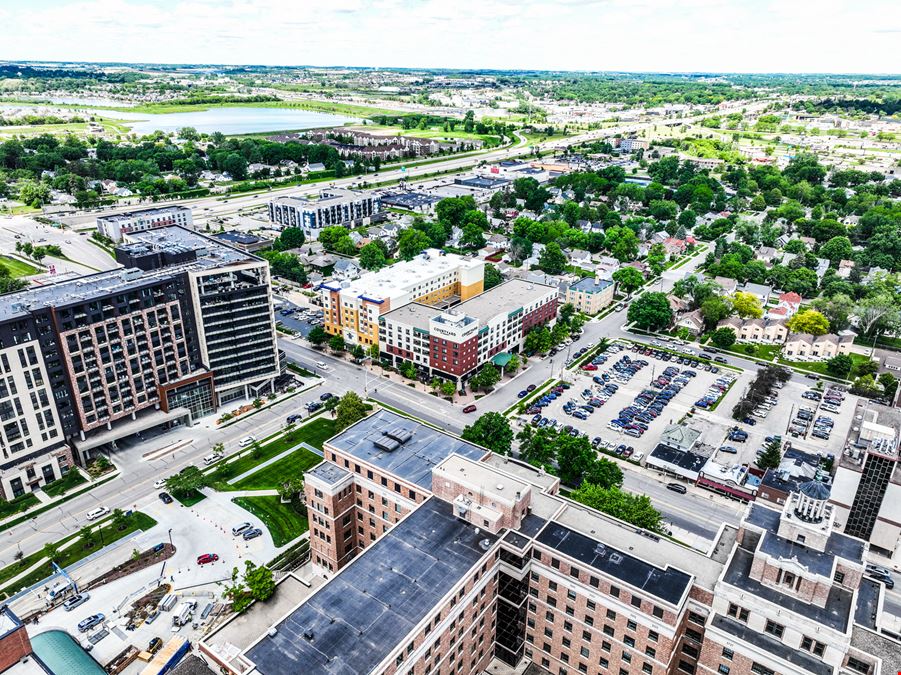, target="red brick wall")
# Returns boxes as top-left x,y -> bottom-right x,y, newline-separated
0,626 -> 32,672
522,298 -> 558,336
429,333 -> 479,377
